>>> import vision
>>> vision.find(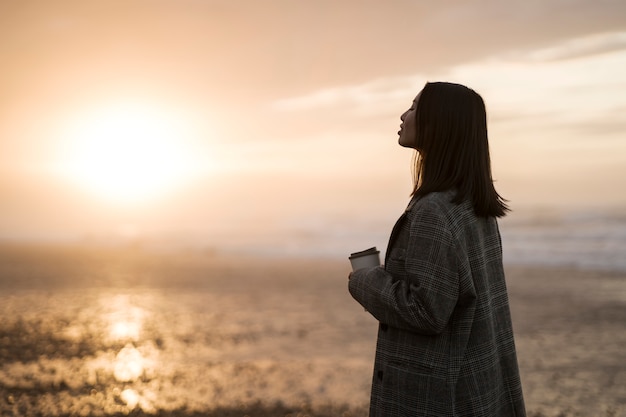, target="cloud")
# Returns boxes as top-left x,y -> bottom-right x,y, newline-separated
271,76 -> 426,112
519,31 -> 626,61
273,31 -> 626,125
